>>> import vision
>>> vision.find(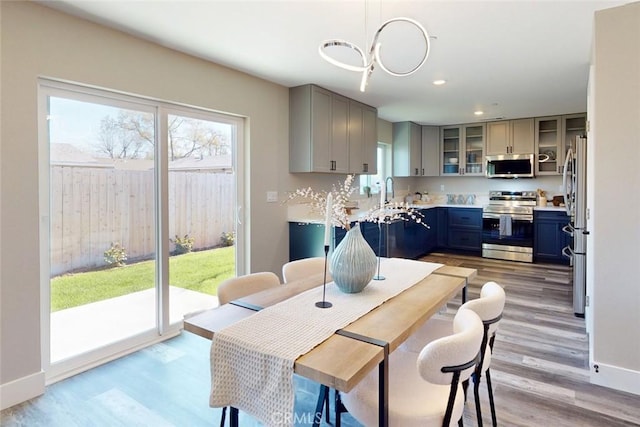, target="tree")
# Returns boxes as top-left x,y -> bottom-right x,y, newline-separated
94,110 -> 230,161
95,111 -> 153,159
